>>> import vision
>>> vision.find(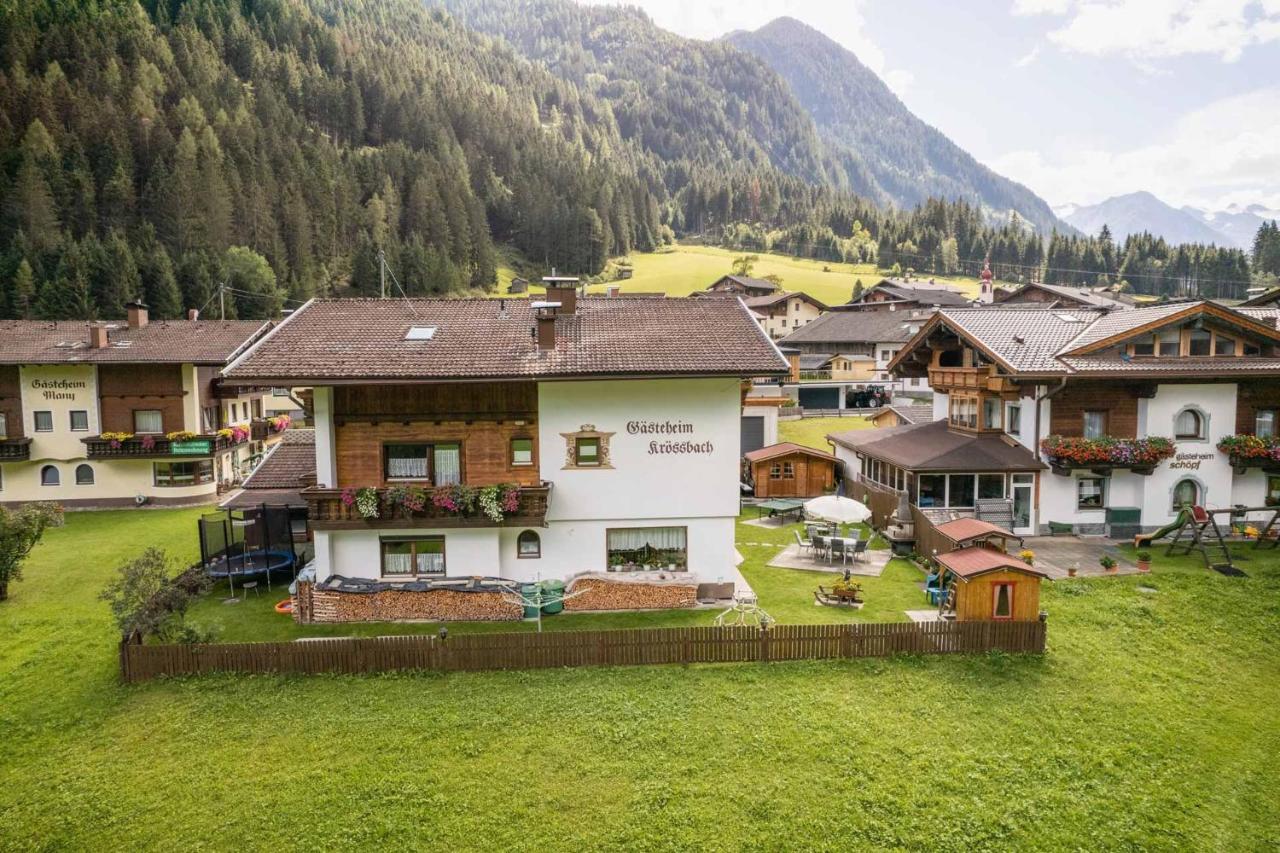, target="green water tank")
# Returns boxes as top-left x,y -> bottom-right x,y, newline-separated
520,583 -> 540,619
540,579 -> 566,615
